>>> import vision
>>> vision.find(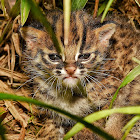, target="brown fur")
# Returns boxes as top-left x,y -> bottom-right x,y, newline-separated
20,10 -> 140,139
